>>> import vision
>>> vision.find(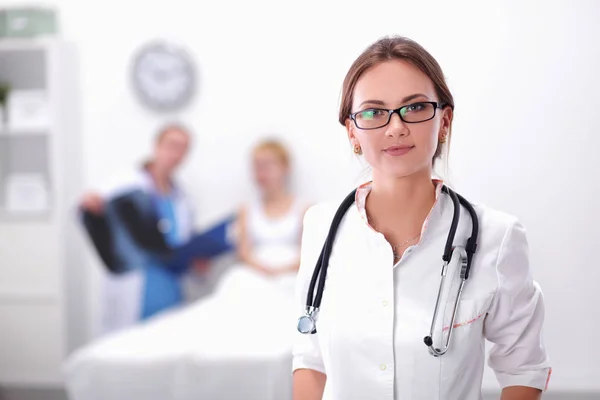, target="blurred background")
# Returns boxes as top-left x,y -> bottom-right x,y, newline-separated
0,0 -> 598,399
